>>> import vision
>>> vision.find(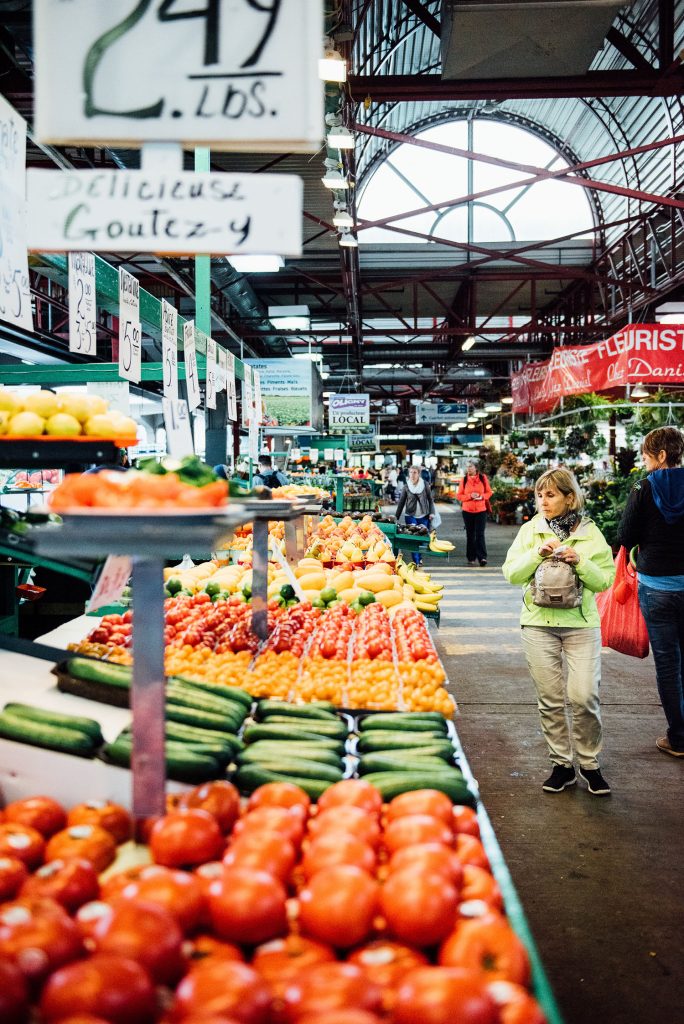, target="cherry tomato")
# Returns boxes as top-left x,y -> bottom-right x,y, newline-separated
208,867 -> 288,946
4,796 -> 67,838
386,790 -> 455,825
392,966 -> 499,1024
383,814 -> 453,854
0,957 -> 28,1024
0,822 -> 46,869
348,940 -> 429,992
233,807 -> 305,849
20,857 -> 99,912
150,809 -> 224,868
117,863 -> 206,934
67,801 -> 131,844
247,782 -> 311,814
45,825 -> 116,873
281,962 -> 383,1023
40,953 -> 156,1024
172,959 -> 271,1023
298,864 -> 379,949
90,897 -> 185,985
301,831 -> 376,881
252,934 -> 335,998
0,856 -> 29,901
380,867 -> 458,947
179,781 -> 241,835
0,897 -> 83,985
223,831 -> 296,885
439,917 -> 531,985
308,806 -> 381,849
316,779 -> 383,816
